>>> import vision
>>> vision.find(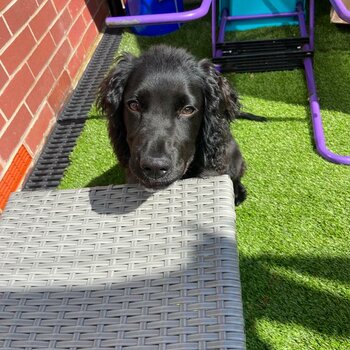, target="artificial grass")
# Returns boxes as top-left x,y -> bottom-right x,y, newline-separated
59,2 -> 350,349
